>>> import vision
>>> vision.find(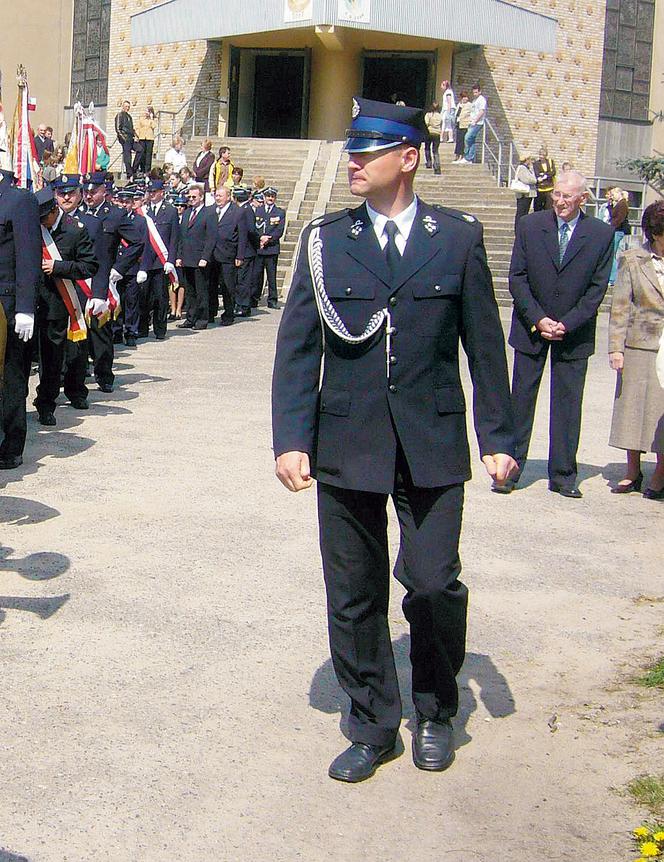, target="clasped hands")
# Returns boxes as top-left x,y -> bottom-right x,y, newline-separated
537,316 -> 566,341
